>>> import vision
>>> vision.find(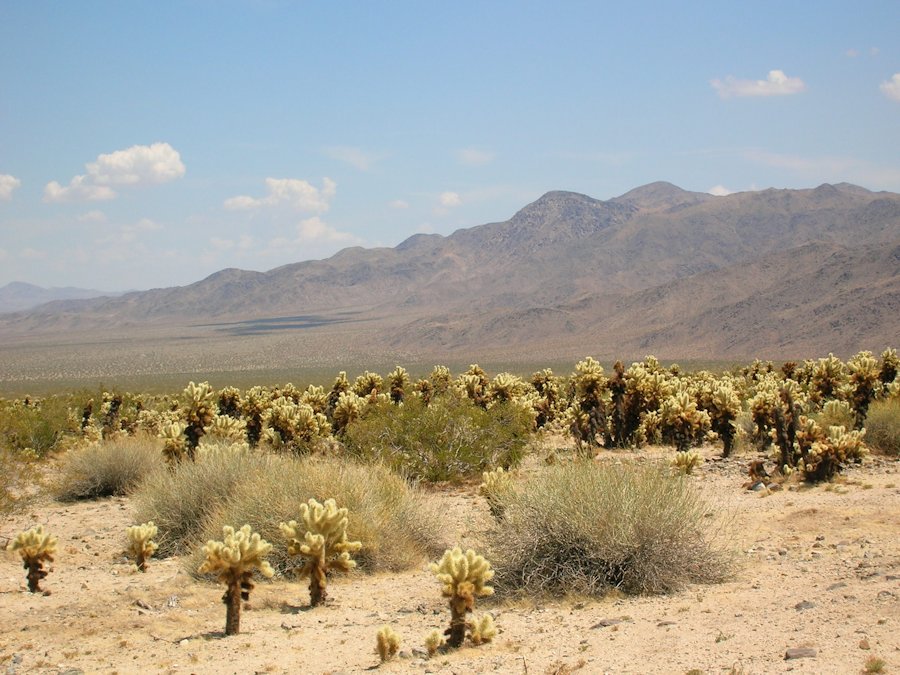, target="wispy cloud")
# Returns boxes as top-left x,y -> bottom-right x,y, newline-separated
439,191 -> 461,207
0,174 -> 21,201
44,142 -> 185,202
707,185 -> 733,196
77,210 -> 108,223
224,177 -> 336,212
324,146 -> 377,171
743,148 -> 900,188
711,69 -> 806,98
880,73 -> 900,102
388,199 -> 409,209
457,147 -> 495,166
